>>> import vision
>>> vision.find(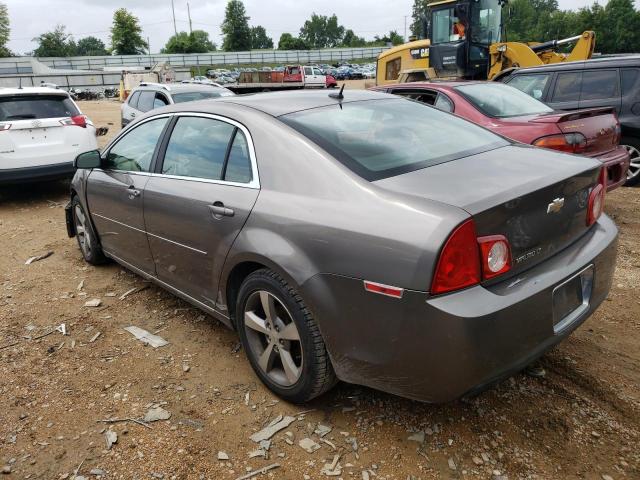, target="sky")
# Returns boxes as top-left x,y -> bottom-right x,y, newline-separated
2,0 -> 636,55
